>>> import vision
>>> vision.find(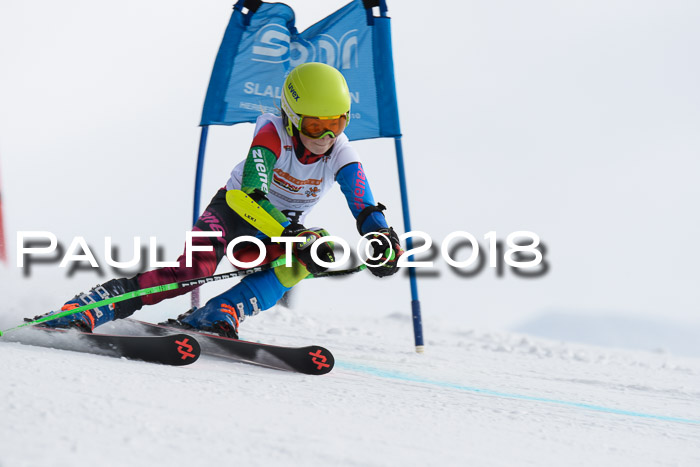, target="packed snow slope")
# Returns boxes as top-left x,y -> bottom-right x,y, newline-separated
1,305 -> 698,467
